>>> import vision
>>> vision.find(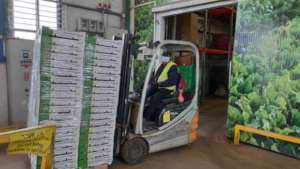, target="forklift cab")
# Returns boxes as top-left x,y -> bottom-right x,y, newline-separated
143,43 -> 198,128
135,41 -> 200,132
116,40 -> 201,164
